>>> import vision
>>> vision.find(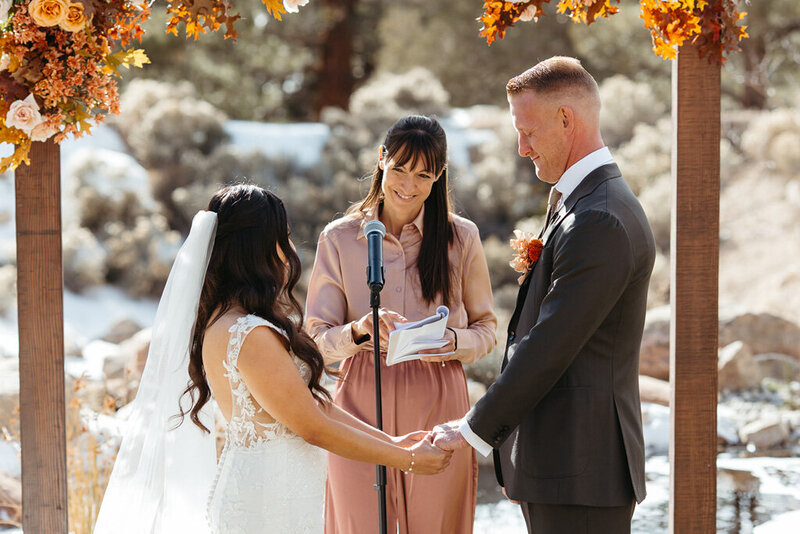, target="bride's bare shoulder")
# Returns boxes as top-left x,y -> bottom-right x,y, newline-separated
202,309 -> 246,361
